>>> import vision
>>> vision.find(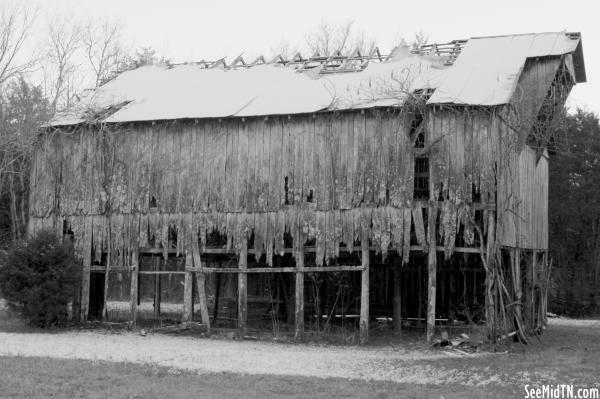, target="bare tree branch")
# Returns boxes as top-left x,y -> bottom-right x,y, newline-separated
305,20 -> 375,57
82,17 -> 123,87
0,3 -> 38,86
43,12 -> 83,114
